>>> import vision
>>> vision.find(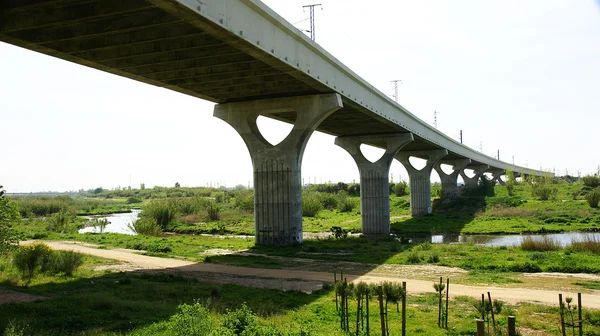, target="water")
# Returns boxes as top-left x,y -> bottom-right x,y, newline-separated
397,232 -> 600,247
78,209 -> 141,235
